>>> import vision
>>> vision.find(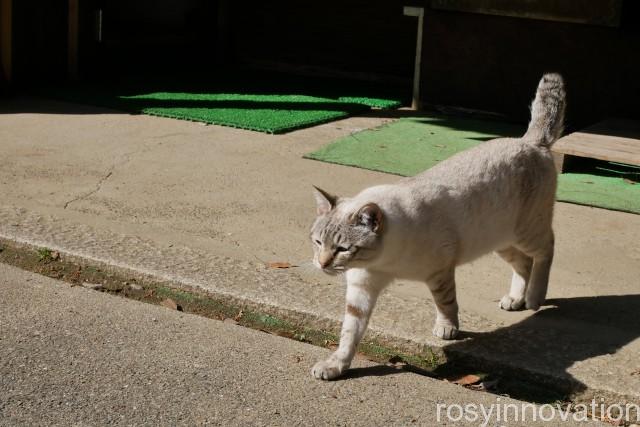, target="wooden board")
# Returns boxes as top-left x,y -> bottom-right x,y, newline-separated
553,119 -> 640,170
431,0 -> 622,27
